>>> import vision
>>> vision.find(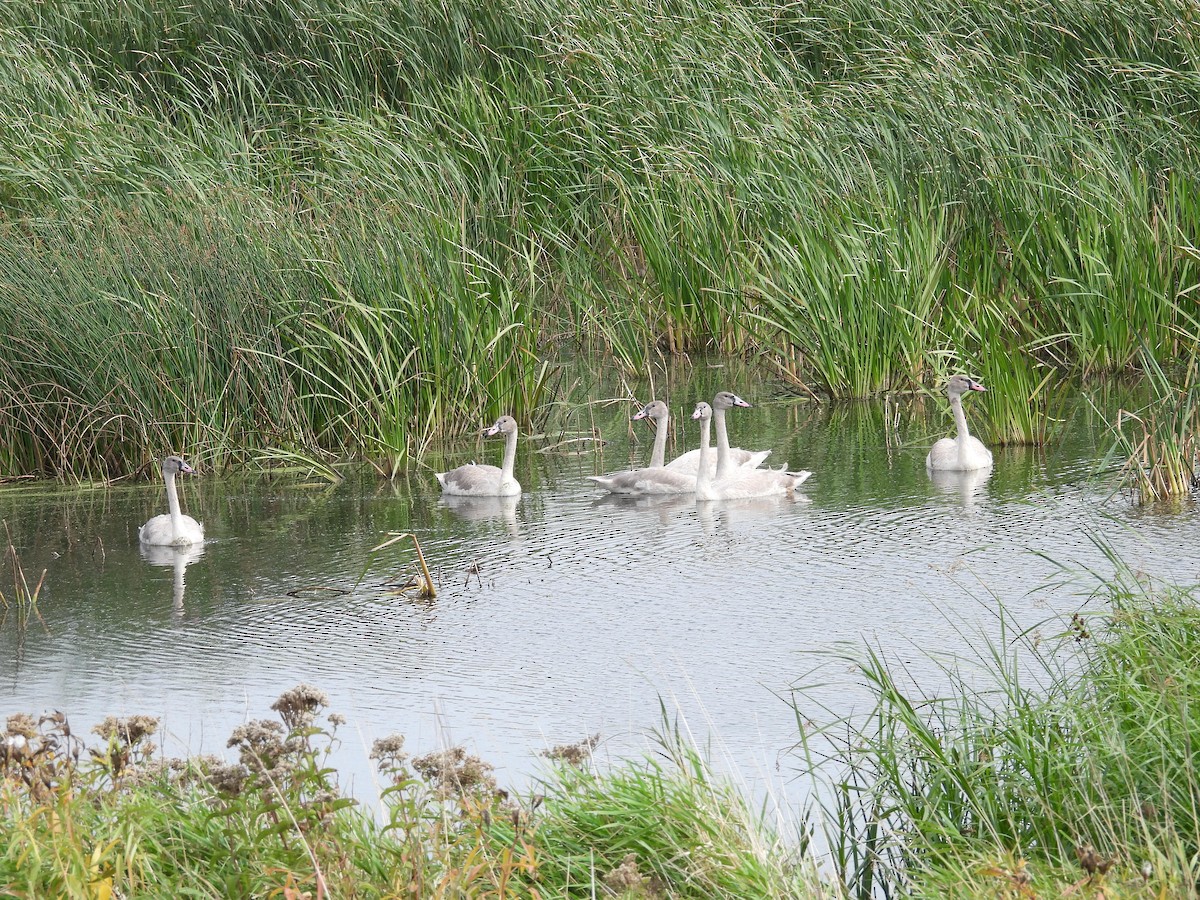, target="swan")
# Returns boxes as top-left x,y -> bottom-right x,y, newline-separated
662,392 -> 771,476
436,415 -> 522,496
586,401 -> 697,495
692,402 -> 811,501
139,456 -> 205,546
926,375 -> 993,471
633,400 -> 672,468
